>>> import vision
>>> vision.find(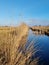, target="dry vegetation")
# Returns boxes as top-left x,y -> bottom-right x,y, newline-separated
0,23 -> 38,65
30,26 -> 49,36
32,26 -> 49,32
